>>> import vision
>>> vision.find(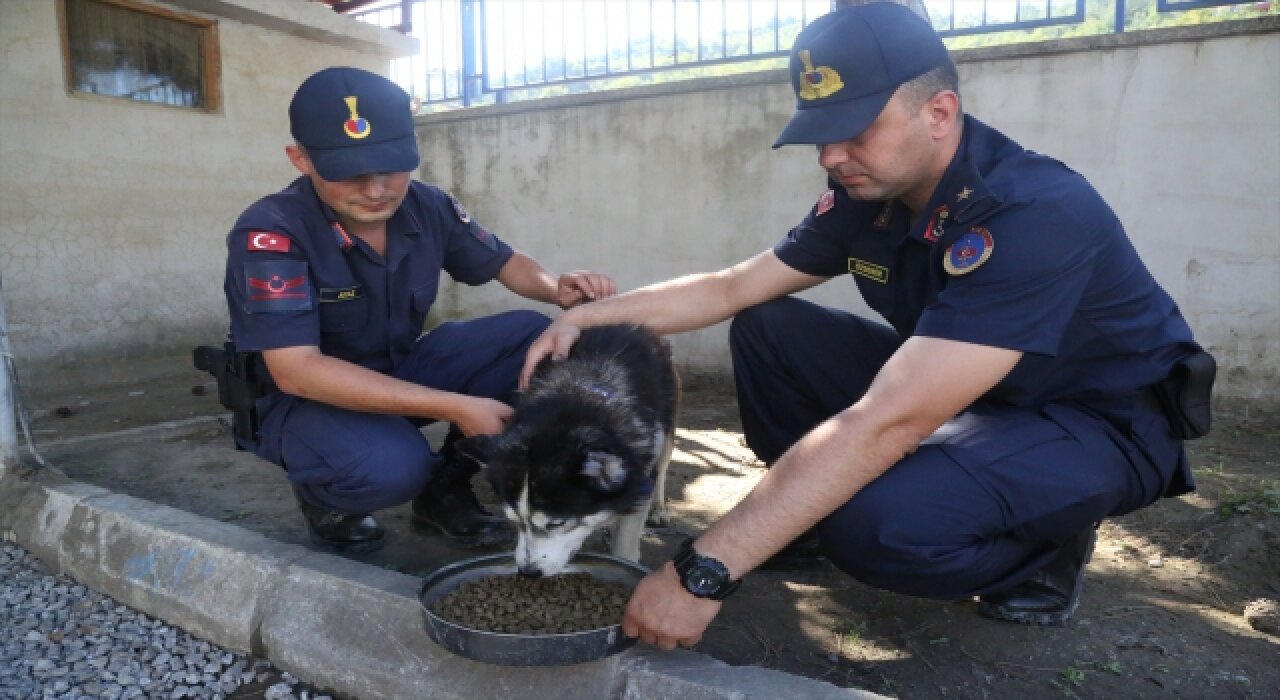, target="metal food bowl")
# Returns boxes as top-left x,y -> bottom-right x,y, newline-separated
418,552 -> 648,666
